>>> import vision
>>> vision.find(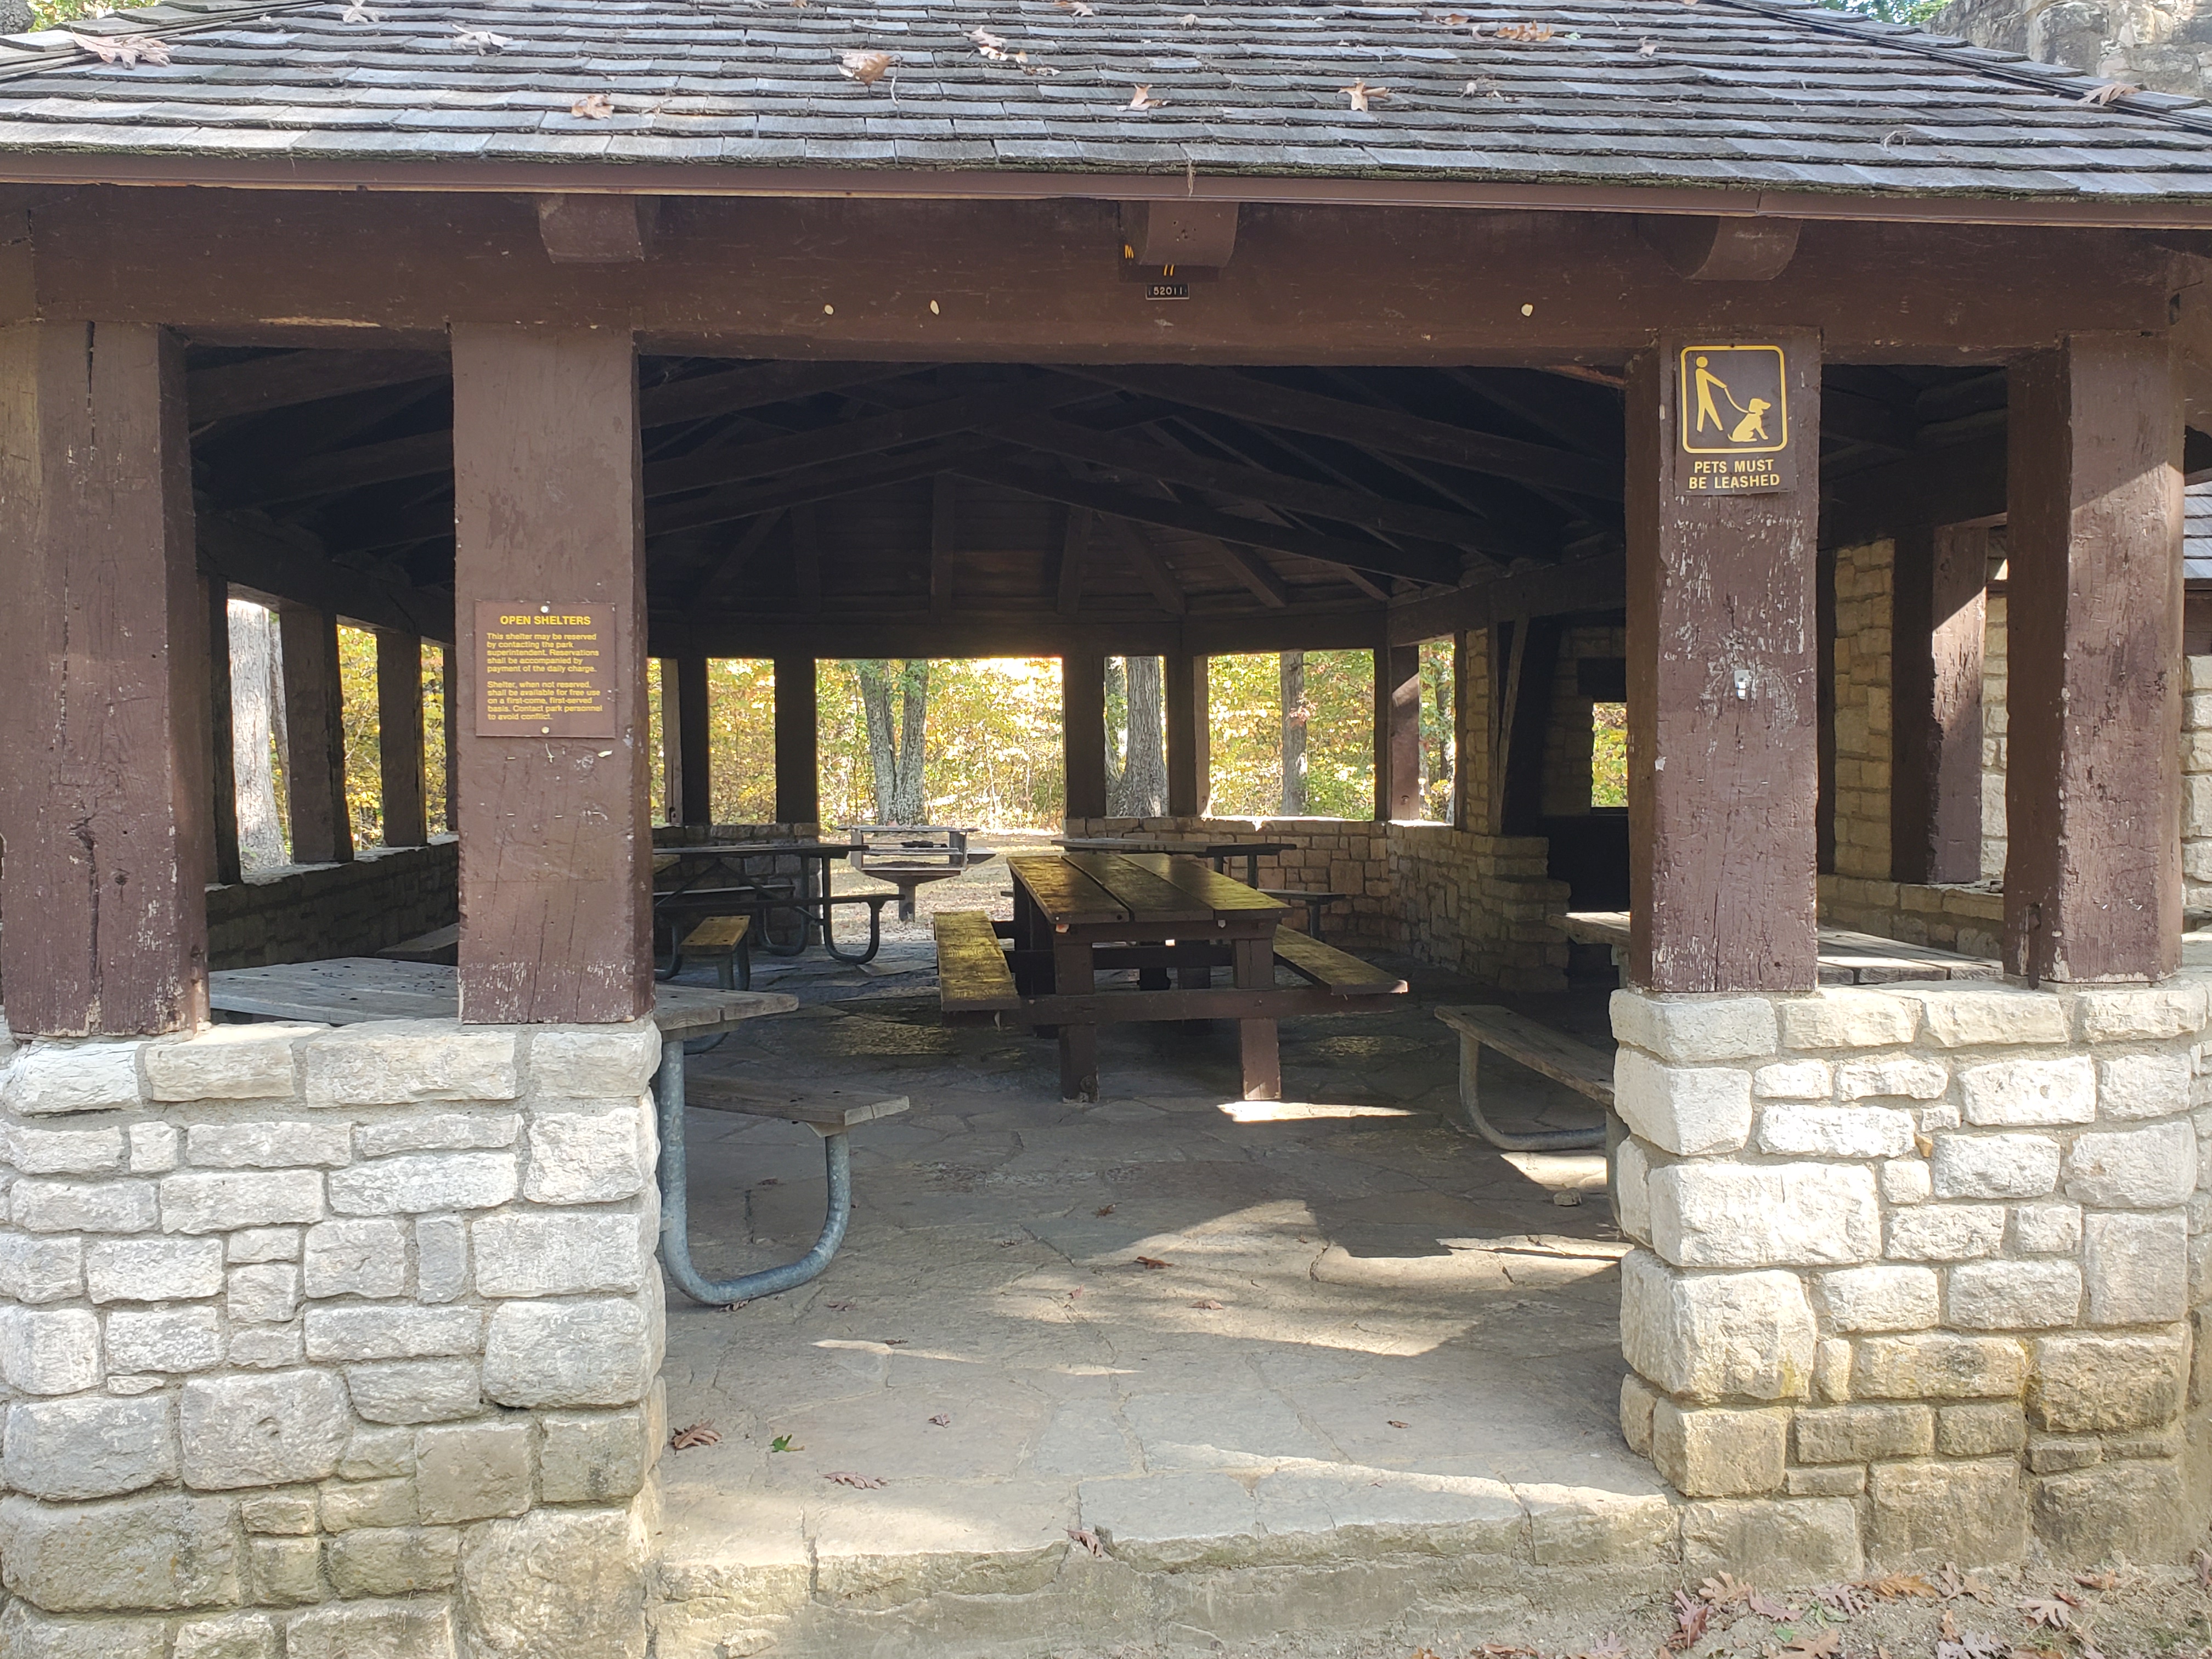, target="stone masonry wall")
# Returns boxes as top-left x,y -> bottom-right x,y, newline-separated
1934,0 -> 2212,98
0,1019 -> 667,1657
1611,978 -> 2212,1576
1831,539 -> 1894,883
207,839 -> 459,971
